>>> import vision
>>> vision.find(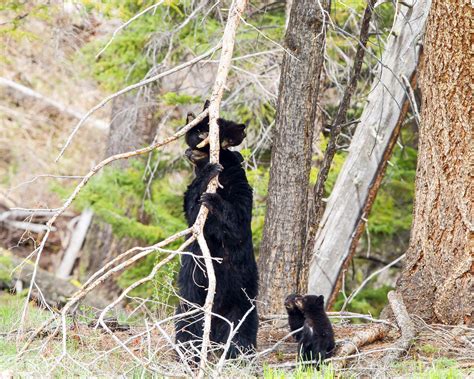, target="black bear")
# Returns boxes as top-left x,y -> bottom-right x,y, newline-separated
294,295 -> 335,366
175,106 -> 258,361
284,293 -> 305,341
